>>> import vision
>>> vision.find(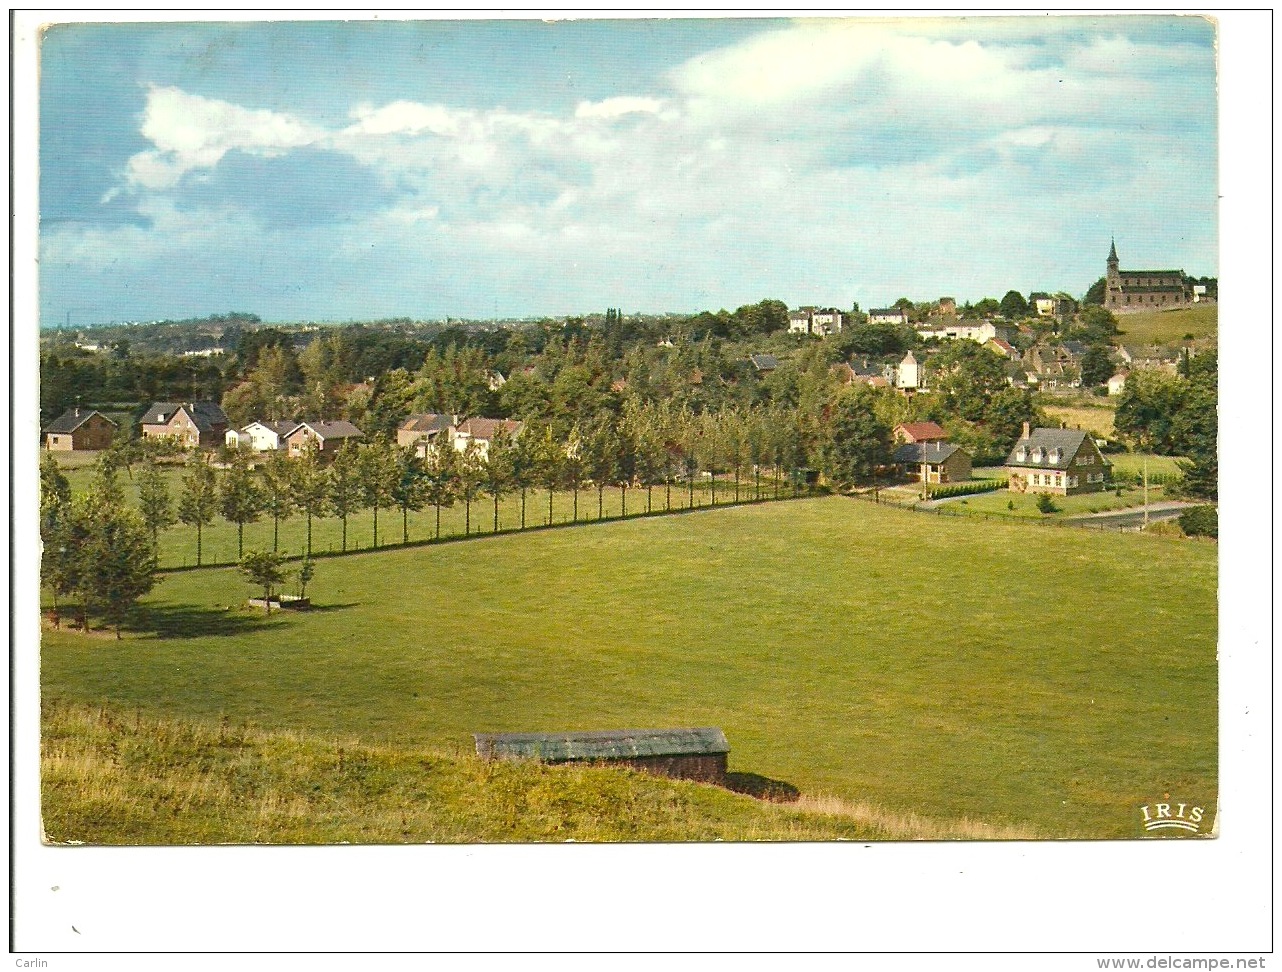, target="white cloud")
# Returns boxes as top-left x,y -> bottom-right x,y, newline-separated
574,96 -> 664,120
126,85 -> 325,189
345,101 -> 462,137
